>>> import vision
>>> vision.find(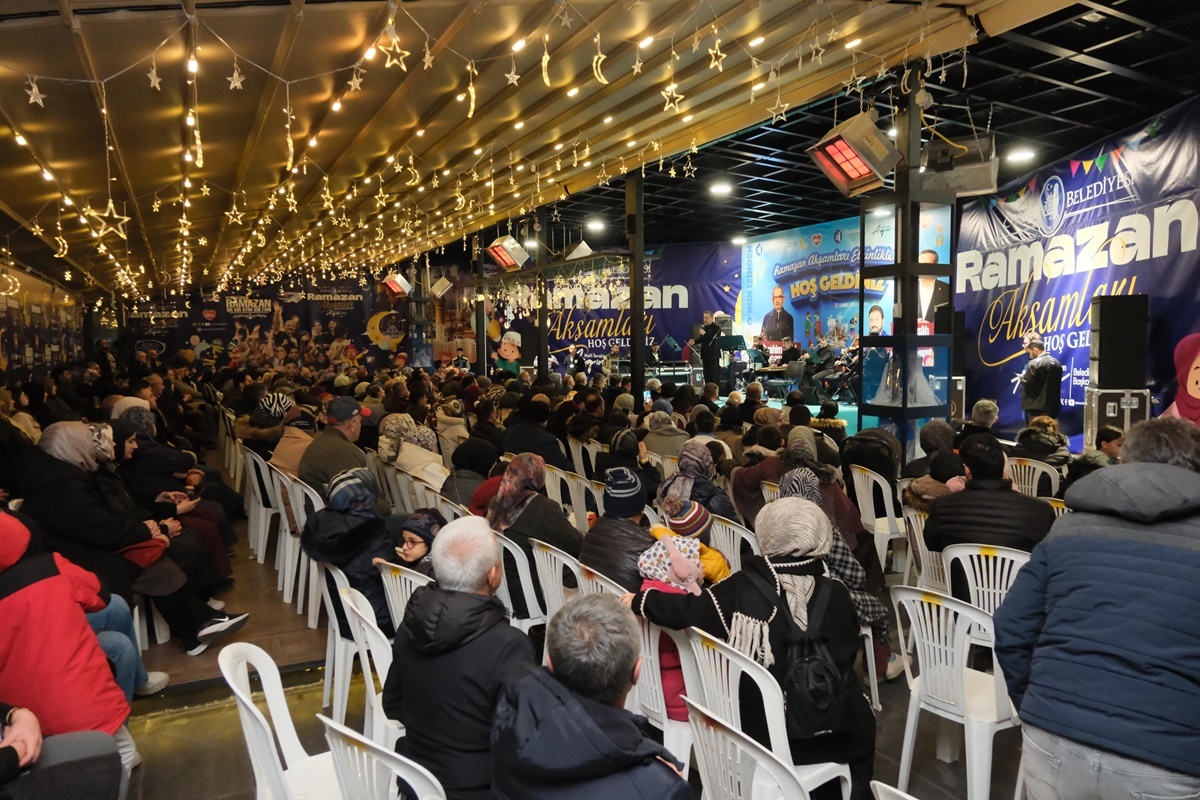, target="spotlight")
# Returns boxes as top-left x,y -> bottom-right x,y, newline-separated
586,219 -> 605,232
731,236 -> 747,245
639,36 -> 653,48
806,109 -> 902,197
1007,148 -> 1036,164
710,182 -> 732,196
